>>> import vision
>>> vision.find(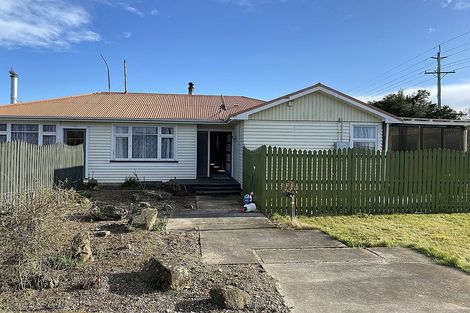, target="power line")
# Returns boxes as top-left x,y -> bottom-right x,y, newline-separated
346,50 -> 435,94
362,74 -> 433,101
442,56 -> 470,68
355,61 -> 434,97
350,29 -> 470,96
361,76 -> 435,102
